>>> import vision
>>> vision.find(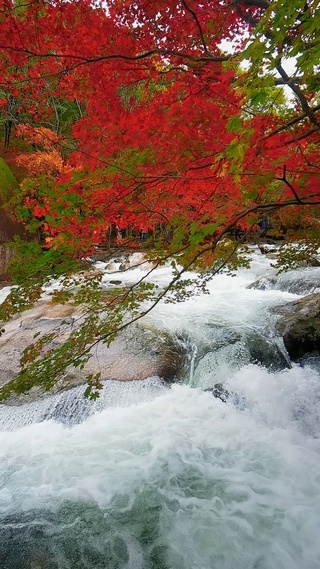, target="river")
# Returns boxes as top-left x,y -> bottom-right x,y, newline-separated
0,247 -> 319,569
